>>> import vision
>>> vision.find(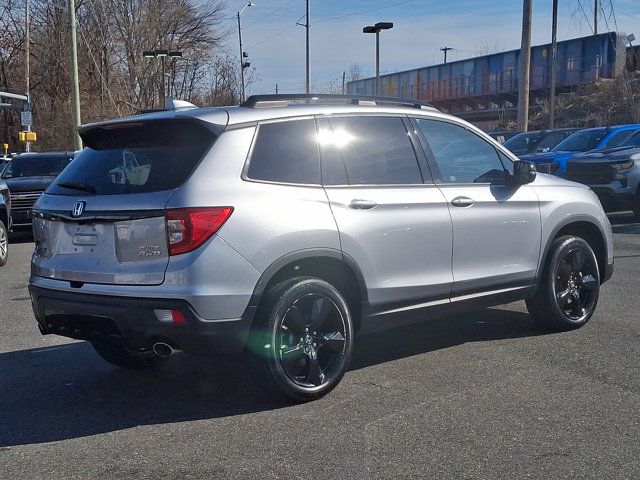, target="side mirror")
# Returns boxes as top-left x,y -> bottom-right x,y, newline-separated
510,160 -> 536,185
